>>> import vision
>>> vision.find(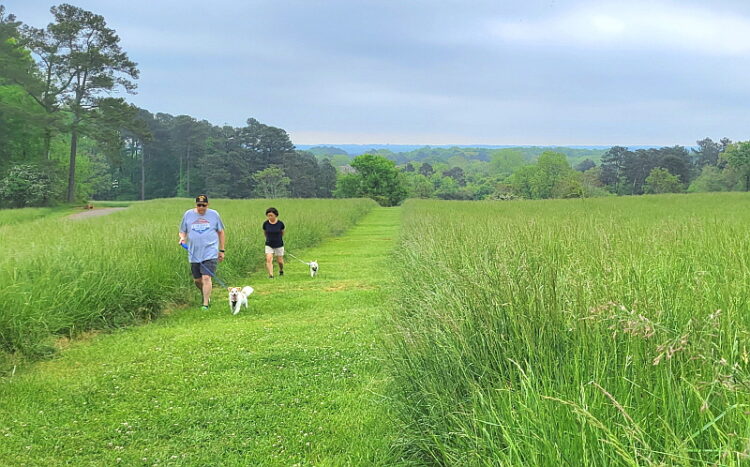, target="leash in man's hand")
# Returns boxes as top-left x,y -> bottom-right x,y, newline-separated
181,243 -> 229,288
